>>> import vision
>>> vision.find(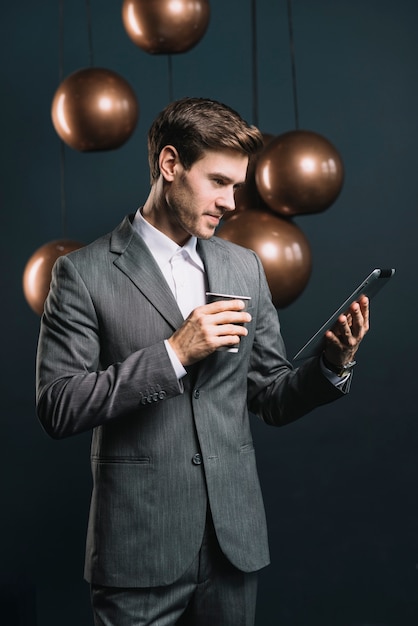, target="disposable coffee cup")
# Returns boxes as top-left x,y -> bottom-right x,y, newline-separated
206,292 -> 251,353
